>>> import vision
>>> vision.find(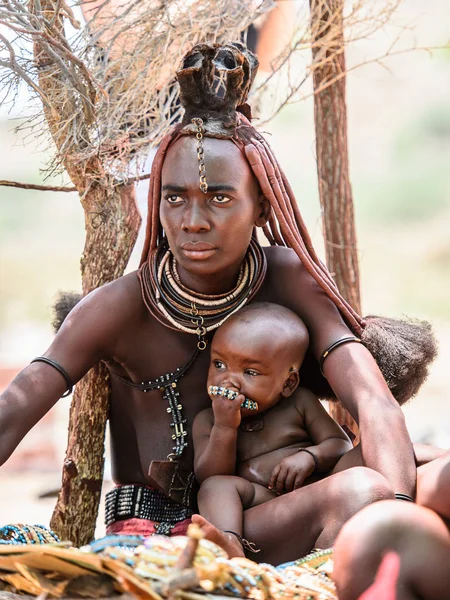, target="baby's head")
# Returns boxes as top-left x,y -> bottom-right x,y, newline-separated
207,303 -> 309,415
